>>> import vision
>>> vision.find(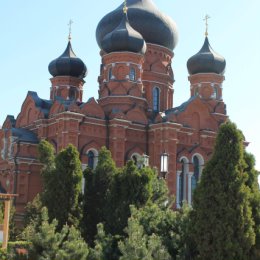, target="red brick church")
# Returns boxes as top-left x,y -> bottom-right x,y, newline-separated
0,0 -> 227,220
